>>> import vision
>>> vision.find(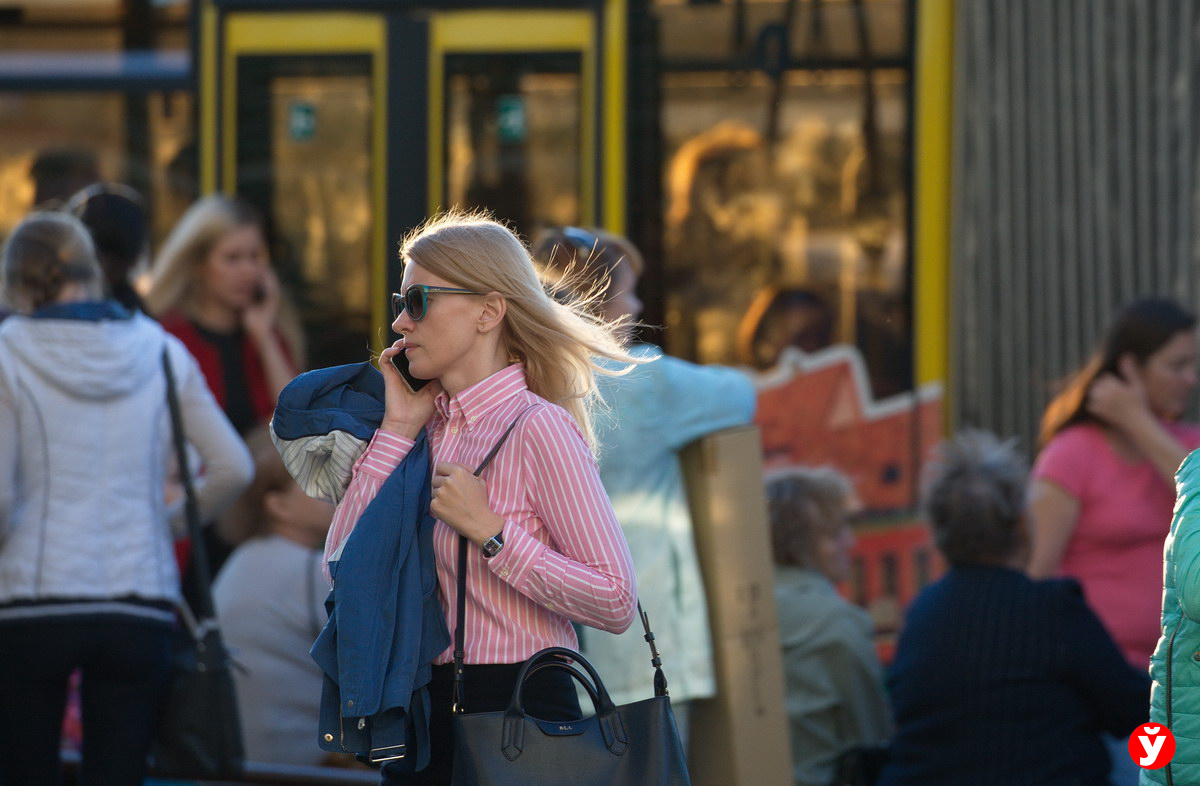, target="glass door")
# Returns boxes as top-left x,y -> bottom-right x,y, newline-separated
426,9 -> 617,241
236,55 -> 374,368
211,12 -> 387,367
444,53 -> 583,238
